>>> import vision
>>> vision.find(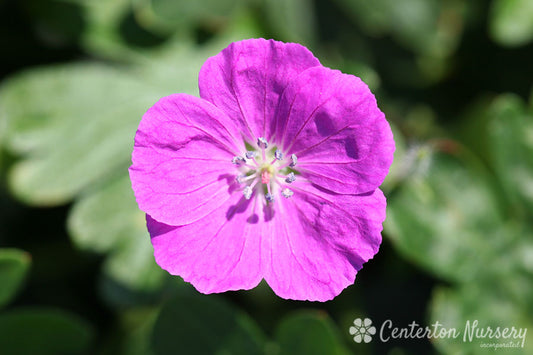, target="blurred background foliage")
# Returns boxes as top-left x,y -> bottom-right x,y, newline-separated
0,0 -> 532,354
